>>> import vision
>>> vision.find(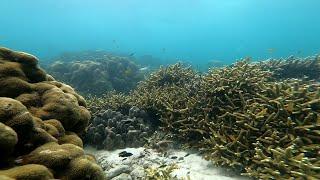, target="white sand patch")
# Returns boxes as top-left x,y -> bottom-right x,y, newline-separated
85,146 -> 249,180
